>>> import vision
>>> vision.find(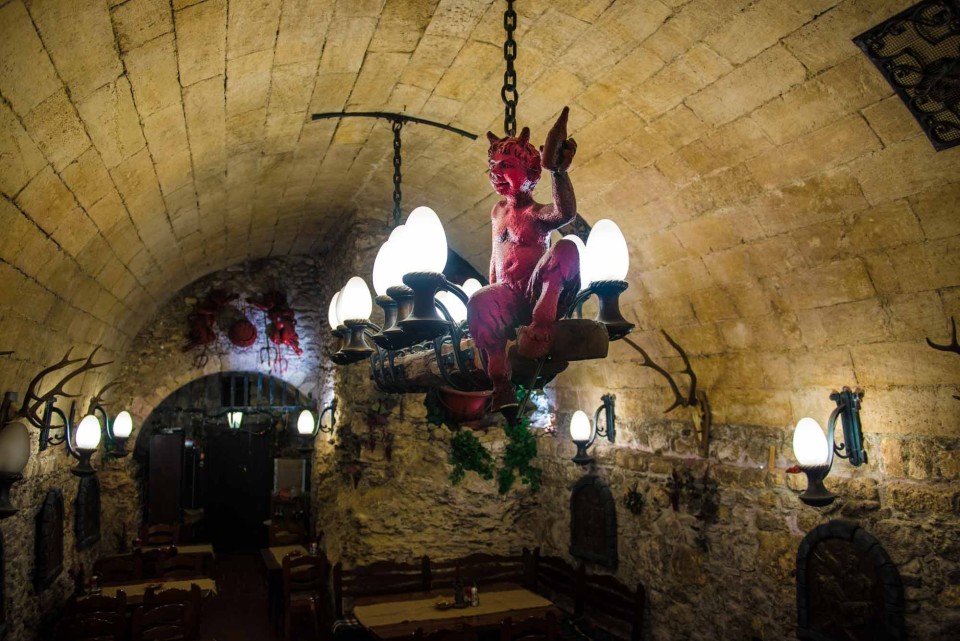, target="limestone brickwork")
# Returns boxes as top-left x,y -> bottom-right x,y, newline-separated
0,1 -> 958,641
